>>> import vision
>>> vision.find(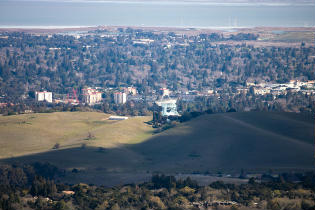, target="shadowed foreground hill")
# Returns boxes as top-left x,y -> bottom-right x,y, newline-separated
0,111 -> 313,185
133,111 -> 313,173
